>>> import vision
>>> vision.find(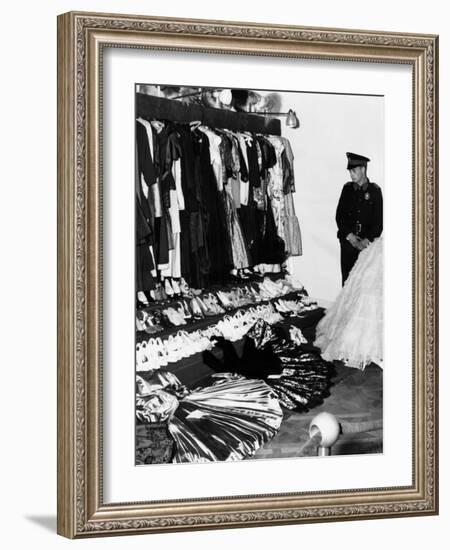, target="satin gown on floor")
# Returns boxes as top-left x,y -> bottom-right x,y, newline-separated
314,236 -> 383,370
136,370 -> 283,463
204,319 -> 335,412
